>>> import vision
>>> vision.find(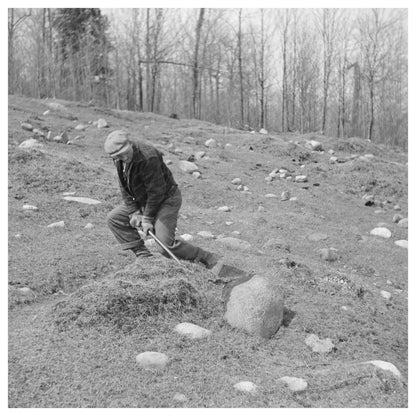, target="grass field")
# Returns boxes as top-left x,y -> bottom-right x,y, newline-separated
8,95 -> 408,407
